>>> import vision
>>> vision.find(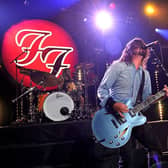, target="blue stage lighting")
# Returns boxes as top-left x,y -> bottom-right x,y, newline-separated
155,29 -> 168,40
155,28 -> 159,32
